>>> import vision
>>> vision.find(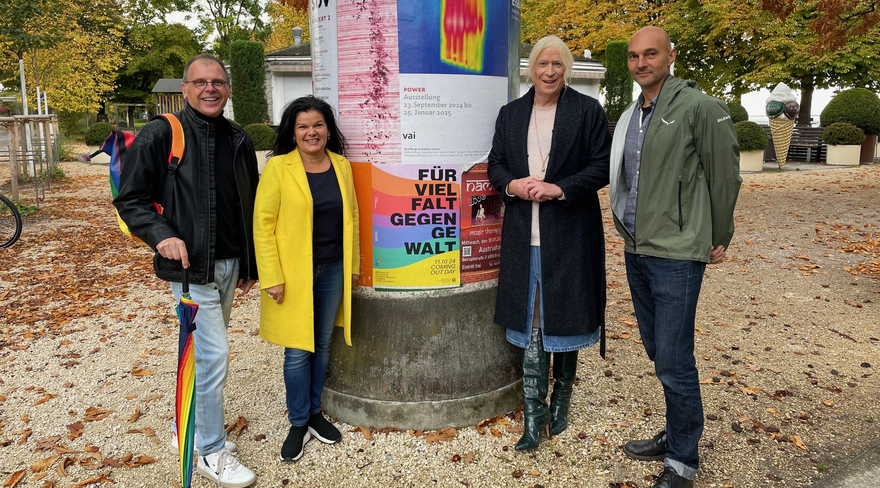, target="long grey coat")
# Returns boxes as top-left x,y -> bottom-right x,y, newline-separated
487,86 -> 611,348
